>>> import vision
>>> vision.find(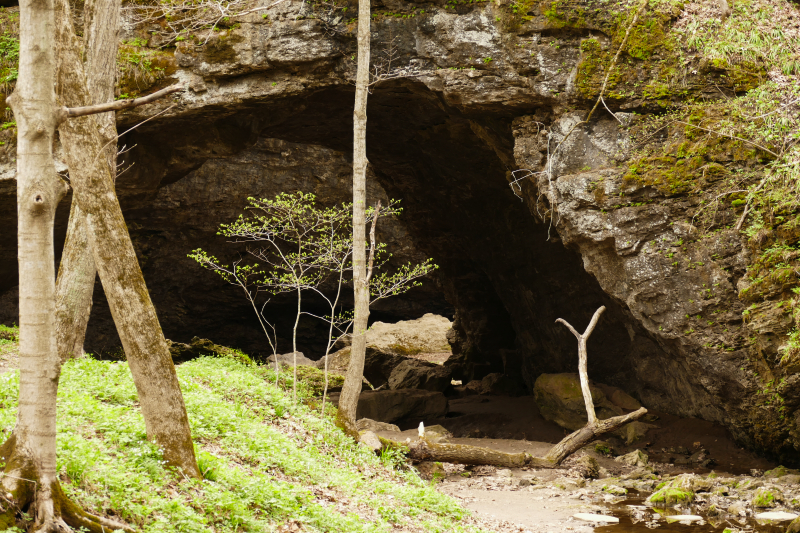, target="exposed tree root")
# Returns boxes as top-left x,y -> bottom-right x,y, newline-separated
0,436 -> 134,533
